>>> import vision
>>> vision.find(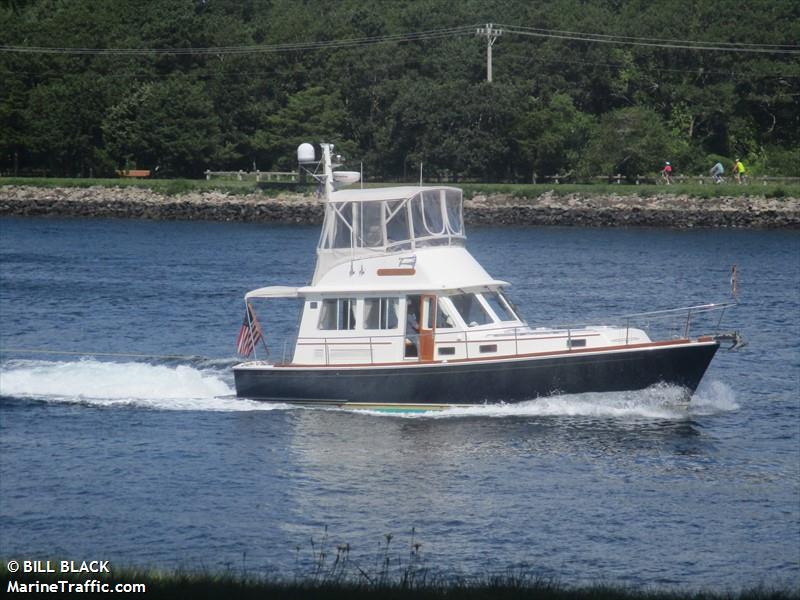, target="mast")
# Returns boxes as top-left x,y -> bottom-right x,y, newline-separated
320,143 -> 335,200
